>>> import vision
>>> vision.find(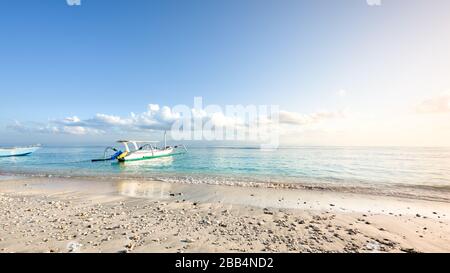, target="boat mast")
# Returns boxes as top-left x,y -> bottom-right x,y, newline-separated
164,130 -> 167,148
